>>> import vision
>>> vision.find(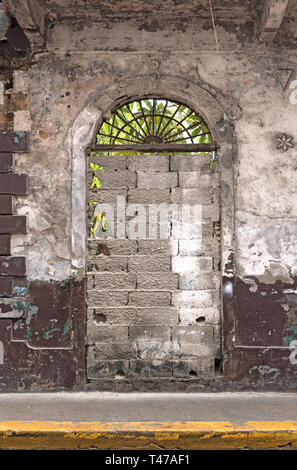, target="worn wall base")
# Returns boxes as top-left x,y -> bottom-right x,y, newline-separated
0,420 -> 296,450
0,278 -> 85,392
